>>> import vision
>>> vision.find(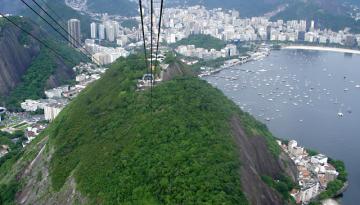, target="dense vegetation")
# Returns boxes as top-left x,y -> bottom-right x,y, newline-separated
121,19 -> 139,29
0,131 -> 25,176
0,131 -> 25,205
0,16 -> 86,110
261,175 -> 297,202
272,2 -> 360,33
87,0 -> 137,16
0,180 -> 19,205
42,54 -> 282,204
3,38 -> 85,111
173,34 -> 226,50
48,55 -> 247,204
318,159 -> 347,200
